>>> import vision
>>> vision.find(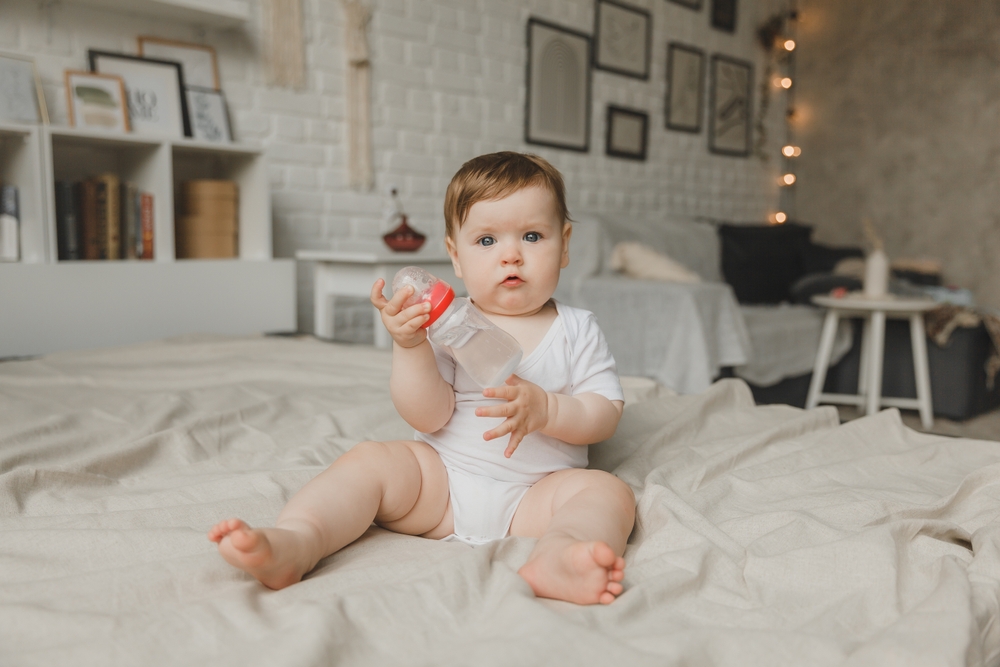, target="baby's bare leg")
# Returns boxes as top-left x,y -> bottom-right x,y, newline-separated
510,469 -> 635,605
208,439 -> 451,589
